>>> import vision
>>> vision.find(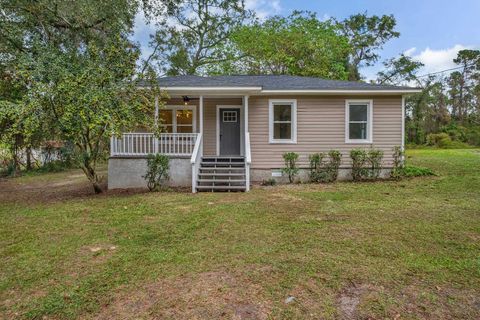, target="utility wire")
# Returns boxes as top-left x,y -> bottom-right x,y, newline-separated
416,63 -> 477,78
